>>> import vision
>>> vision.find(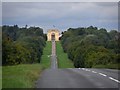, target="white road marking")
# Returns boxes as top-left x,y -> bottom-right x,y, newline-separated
92,71 -> 97,73
109,77 -> 120,83
86,69 -> 91,71
80,68 -> 120,84
84,69 -> 90,72
82,68 -> 85,70
99,73 -> 107,77
85,69 -> 90,71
